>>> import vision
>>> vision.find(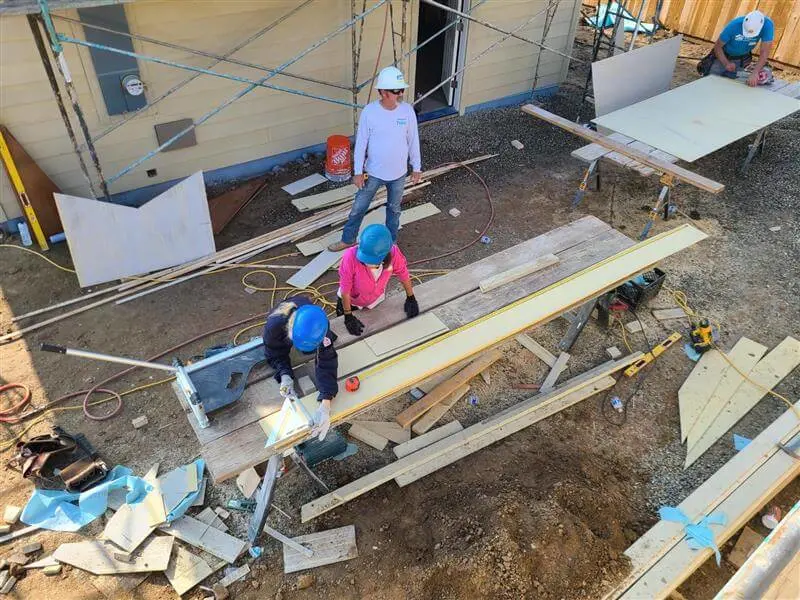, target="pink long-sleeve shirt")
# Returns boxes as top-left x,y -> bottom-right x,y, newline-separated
338,245 -> 410,308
